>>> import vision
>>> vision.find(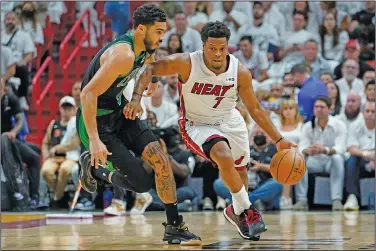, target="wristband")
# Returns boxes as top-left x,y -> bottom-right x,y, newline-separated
275,137 -> 284,144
